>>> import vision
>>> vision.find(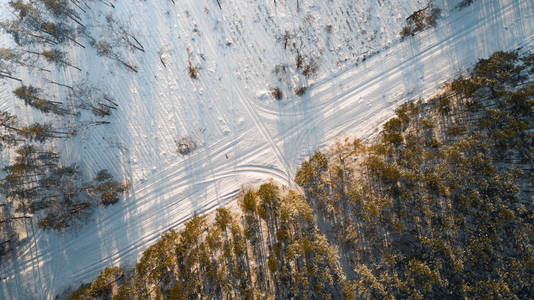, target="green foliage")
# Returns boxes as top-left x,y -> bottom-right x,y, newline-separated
290,50 -> 534,299
19,123 -> 56,142
383,117 -> 403,132
522,52 -> 534,73
215,207 -> 232,231
13,85 -> 68,115
112,283 -> 133,300
73,182 -> 346,299
437,96 -> 451,114
257,182 -> 279,220
180,214 -> 206,246
450,77 -> 482,97
472,51 -> 523,83
96,169 -> 113,182
240,190 -> 257,213
13,85 -> 39,105
395,102 -> 414,124
354,264 -> 390,299
295,152 -> 329,188
295,160 -> 314,187
382,118 -> 405,145
310,151 -> 328,171
257,182 -> 278,206
91,169 -> 126,206
89,266 -> 123,298
67,283 -> 91,300
68,50 -> 534,300
504,90 -> 533,115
